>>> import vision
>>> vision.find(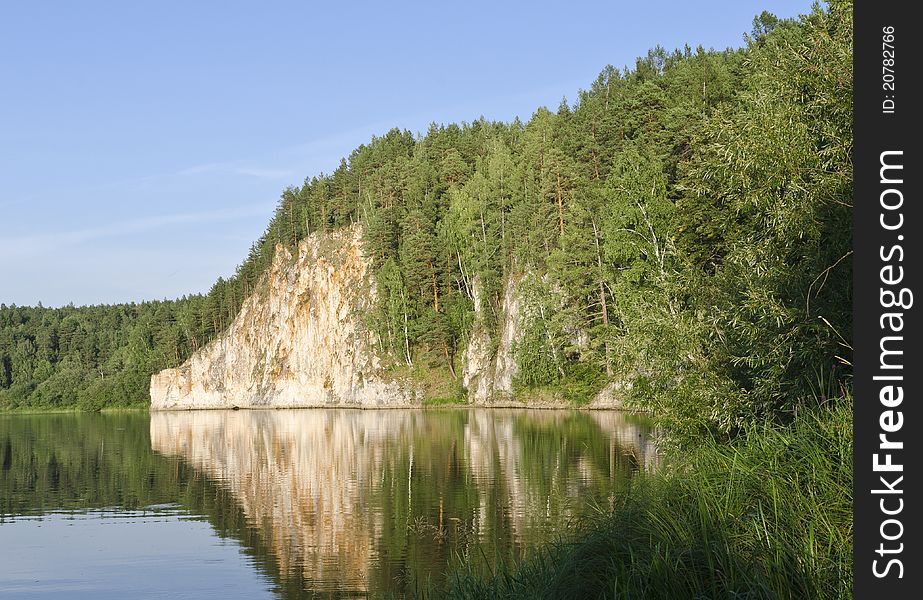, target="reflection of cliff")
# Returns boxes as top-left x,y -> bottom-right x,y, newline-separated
464,410 -> 660,544
151,410 -> 396,593
590,410 -> 661,473
150,409 -> 657,595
